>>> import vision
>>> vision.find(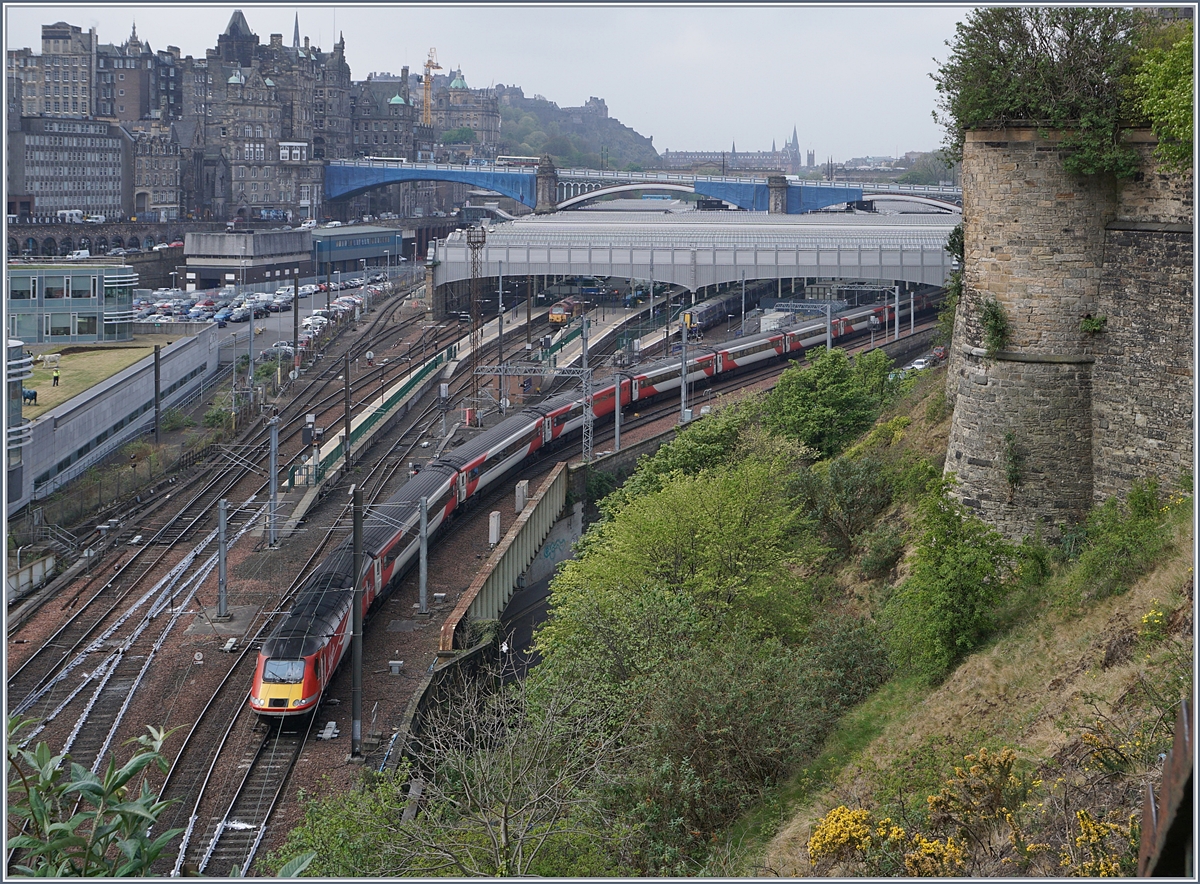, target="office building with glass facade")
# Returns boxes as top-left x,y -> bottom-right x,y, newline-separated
6,262 -> 136,344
